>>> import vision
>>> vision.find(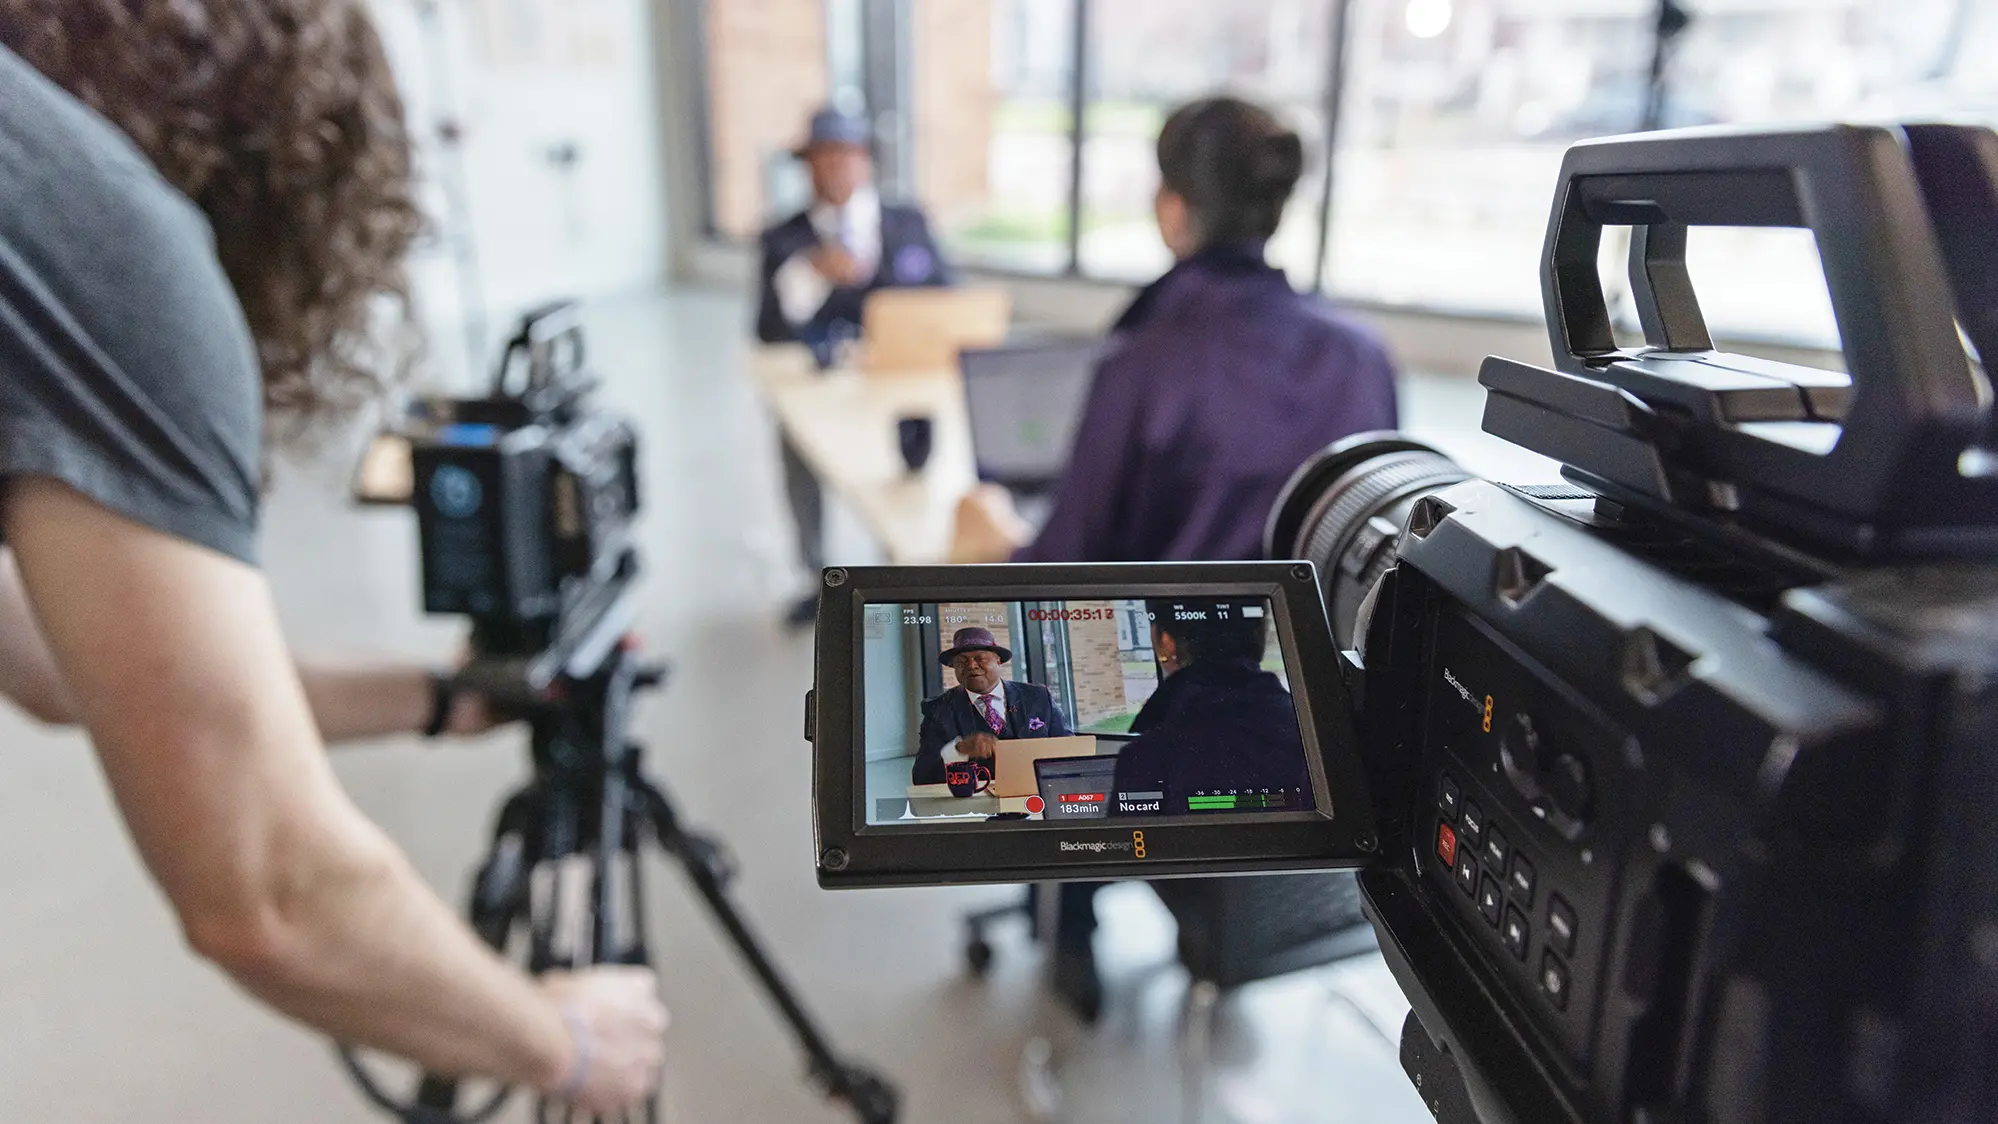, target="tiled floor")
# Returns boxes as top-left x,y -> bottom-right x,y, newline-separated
0,285 -> 1513,1123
